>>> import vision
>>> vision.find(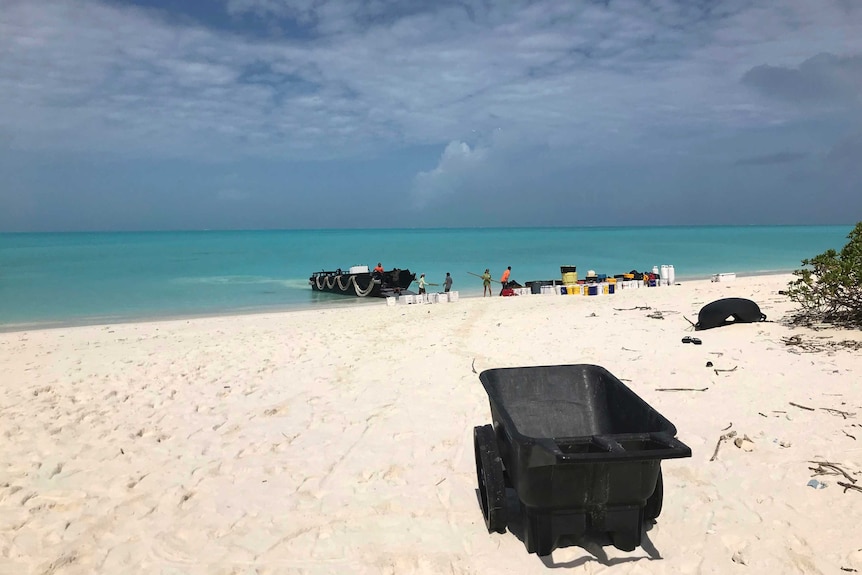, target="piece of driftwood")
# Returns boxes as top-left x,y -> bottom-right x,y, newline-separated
614,306 -> 652,311
710,430 -> 737,462
471,358 -> 477,374
838,482 -> 862,494
808,461 -> 857,484
821,408 -> 856,419
646,311 -> 665,320
714,366 -> 738,376
844,430 -> 857,440
721,422 -> 733,431
790,402 -> 815,411
656,387 -> 709,392
782,335 -> 862,353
